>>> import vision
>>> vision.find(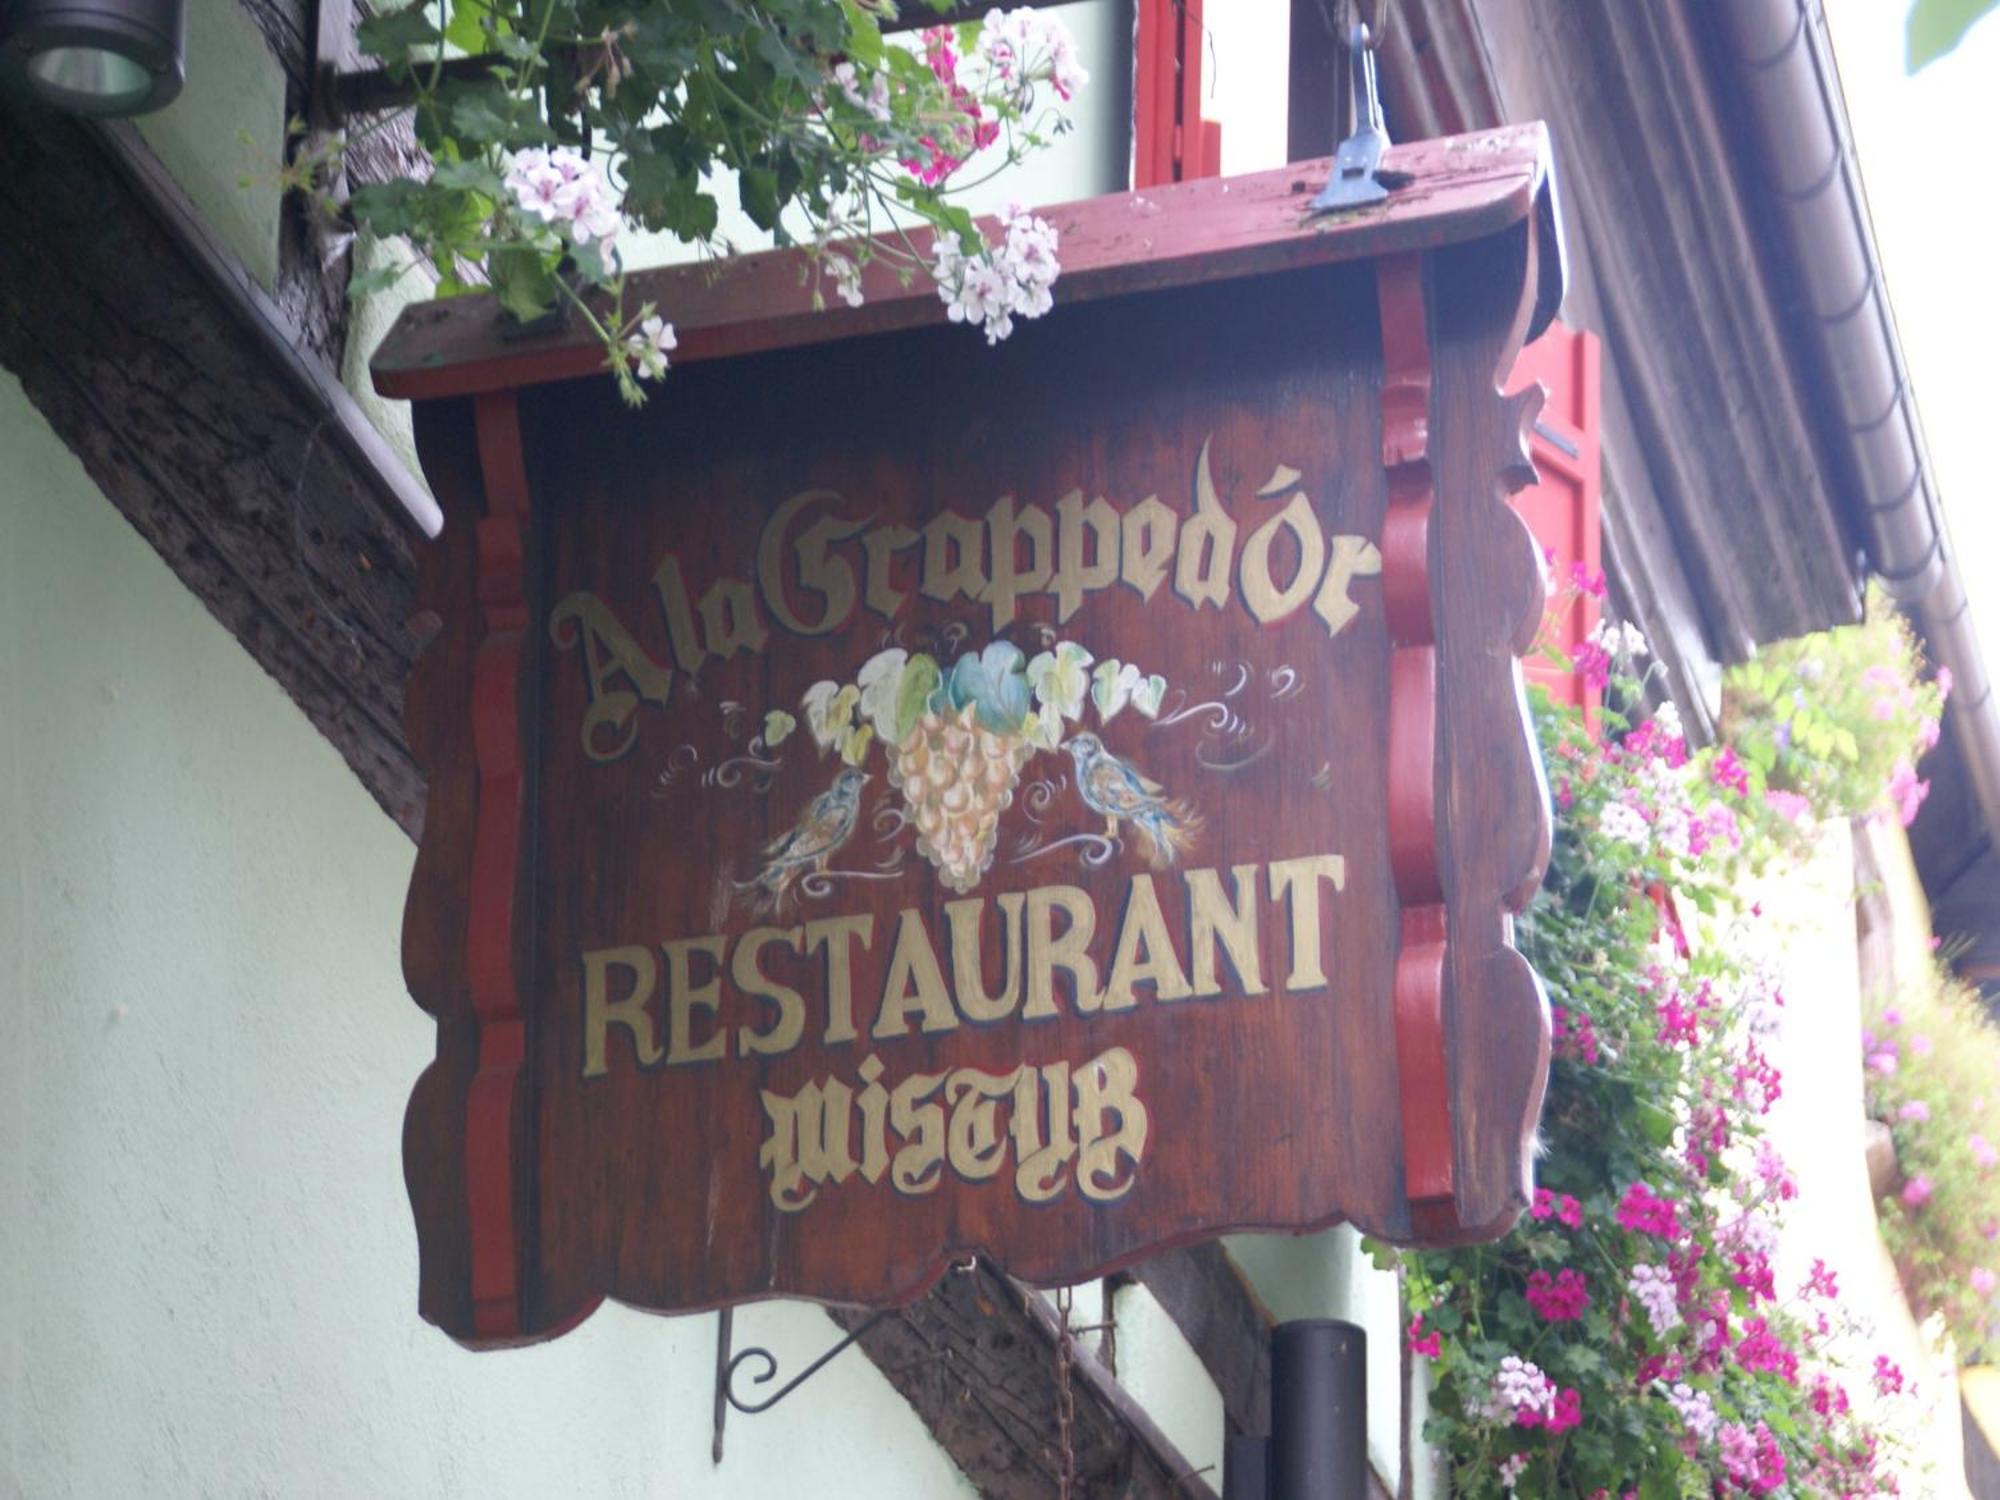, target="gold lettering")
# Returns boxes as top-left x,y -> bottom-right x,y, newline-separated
759,1076 -> 856,1211
856,1054 -> 891,1185
980,497 -> 1053,628
758,491 -> 866,636
947,892 -> 1026,1023
1024,885 -> 1101,1019
1101,874 -> 1193,1010
1120,495 -> 1177,602
920,511 -> 986,605
1074,1047 -> 1148,1201
696,577 -> 768,660
1267,854 -> 1347,991
889,1070 -> 948,1194
663,935 -> 729,1064
549,593 -> 673,763
1240,491 -> 1327,626
650,553 -> 710,676
805,914 -> 874,1045
1187,864 -> 1267,997
581,944 -> 662,1077
1174,437 -> 1236,611
873,908 -> 959,1039
1011,1062 -> 1076,1202
1312,535 -> 1384,637
734,925 -> 806,1057
946,1066 -> 1023,1180
863,524 -> 920,620
1054,489 -> 1121,622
